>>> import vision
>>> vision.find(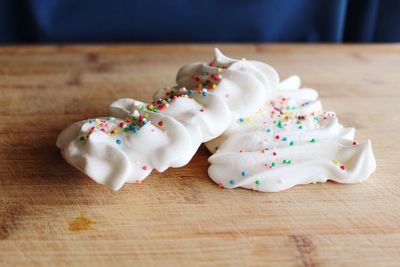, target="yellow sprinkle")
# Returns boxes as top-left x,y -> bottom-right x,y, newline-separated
198,84 -> 203,88
217,67 -> 222,72
332,160 -> 340,166
95,119 -> 100,125
212,84 -> 217,89
144,114 -> 149,118
113,129 -> 119,134
148,104 -> 154,109
246,117 -> 253,123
